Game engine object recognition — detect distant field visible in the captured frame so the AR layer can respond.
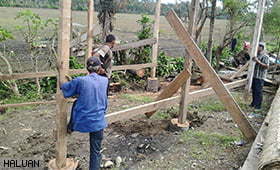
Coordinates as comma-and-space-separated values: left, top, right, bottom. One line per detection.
0, 7, 228, 42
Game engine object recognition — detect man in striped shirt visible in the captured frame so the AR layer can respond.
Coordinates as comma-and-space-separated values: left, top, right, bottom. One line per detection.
250, 42, 269, 110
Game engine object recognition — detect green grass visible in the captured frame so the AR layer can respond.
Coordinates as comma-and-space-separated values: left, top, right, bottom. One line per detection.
181, 130, 240, 147
0, 7, 228, 42
119, 93, 153, 103
0, 113, 10, 121
189, 98, 225, 112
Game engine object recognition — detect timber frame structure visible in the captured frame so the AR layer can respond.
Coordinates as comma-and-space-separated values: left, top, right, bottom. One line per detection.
0, 0, 264, 169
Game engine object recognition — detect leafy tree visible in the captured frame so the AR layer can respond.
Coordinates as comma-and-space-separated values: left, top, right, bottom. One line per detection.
264, 1, 280, 57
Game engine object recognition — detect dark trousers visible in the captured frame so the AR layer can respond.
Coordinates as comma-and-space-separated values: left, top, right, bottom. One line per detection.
251, 78, 264, 109
89, 130, 103, 170
100, 73, 110, 96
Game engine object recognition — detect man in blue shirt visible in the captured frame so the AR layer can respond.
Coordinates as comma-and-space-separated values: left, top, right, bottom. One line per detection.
61, 57, 108, 170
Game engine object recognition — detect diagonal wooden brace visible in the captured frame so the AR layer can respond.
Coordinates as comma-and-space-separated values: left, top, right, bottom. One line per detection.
145, 68, 191, 117
166, 10, 256, 141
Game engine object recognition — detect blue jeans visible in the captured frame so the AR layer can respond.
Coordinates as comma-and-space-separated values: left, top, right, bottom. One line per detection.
89, 130, 103, 170
251, 78, 264, 109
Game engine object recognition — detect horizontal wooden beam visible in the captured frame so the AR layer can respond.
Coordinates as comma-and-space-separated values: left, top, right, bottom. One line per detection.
106, 79, 247, 123
0, 63, 156, 81
112, 38, 156, 52
0, 79, 246, 110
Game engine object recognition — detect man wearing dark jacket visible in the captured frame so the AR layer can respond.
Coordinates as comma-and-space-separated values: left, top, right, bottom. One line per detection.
61, 57, 108, 170
250, 42, 269, 110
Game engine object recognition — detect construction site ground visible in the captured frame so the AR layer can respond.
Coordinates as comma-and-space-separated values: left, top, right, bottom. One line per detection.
0, 87, 275, 169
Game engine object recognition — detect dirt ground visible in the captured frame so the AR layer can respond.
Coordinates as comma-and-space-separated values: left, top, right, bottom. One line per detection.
0, 88, 275, 170
0, 7, 277, 170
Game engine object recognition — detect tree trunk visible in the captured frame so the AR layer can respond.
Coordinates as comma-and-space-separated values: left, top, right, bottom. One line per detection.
0, 55, 20, 96
206, 0, 216, 64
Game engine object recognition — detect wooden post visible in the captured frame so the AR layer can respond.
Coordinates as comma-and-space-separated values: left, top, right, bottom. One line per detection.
166, 10, 256, 141
245, 0, 266, 96
178, 0, 199, 124
86, 0, 94, 63
151, 0, 161, 78
55, 0, 71, 168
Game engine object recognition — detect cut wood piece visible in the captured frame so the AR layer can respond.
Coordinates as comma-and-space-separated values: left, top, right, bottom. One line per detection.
166, 10, 256, 141
145, 69, 191, 117
147, 78, 159, 92
109, 79, 246, 124
230, 62, 249, 80
258, 87, 280, 170
263, 78, 278, 86
112, 38, 156, 52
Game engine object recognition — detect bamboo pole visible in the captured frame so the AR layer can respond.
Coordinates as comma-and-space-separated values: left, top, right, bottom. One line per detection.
151, 0, 161, 78
178, 0, 199, 124
245, 0, 266, 96
86, 0, 94, 64
166, 10, 256, 141
55, 0, 71, 168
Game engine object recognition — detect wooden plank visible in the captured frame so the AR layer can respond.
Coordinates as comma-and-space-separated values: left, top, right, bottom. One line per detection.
56, 0, 71, 168
246, 0, 266, 95
230, 62, 249, 80
145, 69, 191, 117
0, 71, 57, 81
86, 0, 94, 63
241, 87, 280, 170
0, 79, 245, 111
112, 38, 156, 52
0, 63, 156, 81
166, 10, 256, 141
110, 79, 246, 124
151, 0, 161, 78
178, 0, 199, 124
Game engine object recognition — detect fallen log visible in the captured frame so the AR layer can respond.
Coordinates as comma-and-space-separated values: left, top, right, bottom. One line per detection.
258, 87, 280, 170
241, 87, 280, 170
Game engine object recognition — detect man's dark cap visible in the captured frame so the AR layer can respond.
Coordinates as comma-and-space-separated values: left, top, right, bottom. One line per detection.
87, 57, 102, 67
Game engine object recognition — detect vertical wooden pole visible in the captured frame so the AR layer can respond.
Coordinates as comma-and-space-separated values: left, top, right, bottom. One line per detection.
86, 0, 94, 64
56, 0, 71, 168
245, 0, 266, 95
178, 0, 199, 124
151, 0, 161, 78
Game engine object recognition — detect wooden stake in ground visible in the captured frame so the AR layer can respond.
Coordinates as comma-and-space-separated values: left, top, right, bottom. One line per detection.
151, 0, 161, 78
166, 10, 256, 141
86, 0, 94, 63
245, 0, 266, 96
178, 0, 199, 124
55, 0, 72, 168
